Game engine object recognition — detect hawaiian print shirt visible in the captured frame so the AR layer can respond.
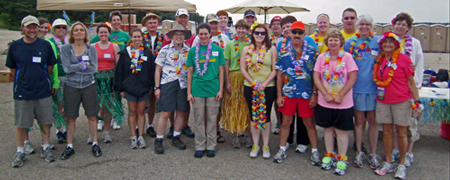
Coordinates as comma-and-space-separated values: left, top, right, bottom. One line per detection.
155, 42, 190, 89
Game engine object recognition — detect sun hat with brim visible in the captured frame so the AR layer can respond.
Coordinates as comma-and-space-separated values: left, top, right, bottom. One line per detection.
51, 18, 69, 34
21, 15, 39, 26
378, 31, 401, 47
166, 24, 192, 39
141, 13, 161, 26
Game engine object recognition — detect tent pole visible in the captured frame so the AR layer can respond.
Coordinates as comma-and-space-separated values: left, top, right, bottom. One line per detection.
128, 9, 131, 33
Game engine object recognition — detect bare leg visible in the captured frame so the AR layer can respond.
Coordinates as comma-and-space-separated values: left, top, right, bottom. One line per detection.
279, 114, 294, 146
88, 116, 98, 142
40, 124, 51, 145
396, 125, 408, 165
302, 117, 318, 149
250, 122, 261, 146
382, 124, 394, 163
15, 127, 27, 147
147, 90, 156, 126
66, 118, 77, 144
174, 110, 186, 133
335, 128, 349, 156
137, 101, 147, 137
324, 127, 335, 153
366, 111, 378, 154
261, 123, 271, 146
128, 101, 138, 137
407, 141, 415, 154
156, 111, 172, 136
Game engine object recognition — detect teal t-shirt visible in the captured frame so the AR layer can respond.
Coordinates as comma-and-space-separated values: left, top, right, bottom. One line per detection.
90, 30, 130, 50
224, 40, 249, 71
186, 43, 226, 97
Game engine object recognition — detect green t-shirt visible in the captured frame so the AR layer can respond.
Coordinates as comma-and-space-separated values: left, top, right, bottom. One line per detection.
47, 37, 66, 77
90, 30, 130, 50
224, 40, 248, 71
186, 43, 226, 97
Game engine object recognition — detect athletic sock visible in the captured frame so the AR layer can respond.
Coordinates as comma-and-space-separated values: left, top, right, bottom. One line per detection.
156, 135, 164, 139
174, 131, 181, 137
67, 144, 73, 148
312, 148, 318, 153
17, 147, 24, 153
280, 146, 287, 151
42, 144, 49, 150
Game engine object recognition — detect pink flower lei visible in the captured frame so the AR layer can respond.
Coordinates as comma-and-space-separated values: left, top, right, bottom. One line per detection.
195, 40, 213, 76
51, 34, 69, 52
403, 34, 413, 56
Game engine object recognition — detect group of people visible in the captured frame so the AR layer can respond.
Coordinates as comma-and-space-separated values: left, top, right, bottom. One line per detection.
7, 7, 424, 180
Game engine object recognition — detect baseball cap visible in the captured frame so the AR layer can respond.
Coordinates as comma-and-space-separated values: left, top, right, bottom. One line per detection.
176, 8, 190, 17
21, 15, 39, 26
270, 16, 282, 25
206, 14, 219, 23
291, 21, 305, 30
244, 9, 256, 17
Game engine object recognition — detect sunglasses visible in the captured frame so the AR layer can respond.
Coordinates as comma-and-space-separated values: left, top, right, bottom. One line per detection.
55, 26, 67, 29
254, 31, 266, 36
344, 17, 356, 20
291, 30, 305, 35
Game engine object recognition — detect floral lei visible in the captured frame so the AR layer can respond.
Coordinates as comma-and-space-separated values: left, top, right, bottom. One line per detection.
313, 29, 320, 43
251, 80, 267, 130
143, 30, 163, 56
51, 34, 69, 52
220, 26, 234, 39
172, 44, 189, 75
195, 40, 213, 76
403, 34, 413, 56
234, 35, 251, 63
290, 40, 308, 72
245, 44, 266, 72
372, 49, 400, 87
280, 37, 288, 55
349, 31, 374, 58
324, 50, 345, 97
271, 34, 276, 47
217, 29, 225, 48
130, 43, 144, 74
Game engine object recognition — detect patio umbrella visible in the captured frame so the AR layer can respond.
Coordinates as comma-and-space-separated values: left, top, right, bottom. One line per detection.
224, 0, 309, 24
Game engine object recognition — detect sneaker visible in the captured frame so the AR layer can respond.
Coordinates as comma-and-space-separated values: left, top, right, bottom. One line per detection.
103, 131, 112, 143
182, 125, 195, 138
352, 152, 365, 168
262, 146, 271, 159
273, 122, 280, 135
353, 142, 367, 155
11, 152, 25, 168
375, 162, 395, 176
242, 136, 253, 148
41, 143, 55, 150
391, 149, 400, 162
250, 145, 260, 158
311, 151, 321, 166
206, 150, 216, 157
194, 150, 205, 158
56, 131, 65, 144
171, 136, 187, 150
405, 153, 414, 167
60, 147, 75, 160
92, 144, 102, 157
333, 160, 348, 176
87, 134, 93, 144
154, 138, 164, 154
321, 156, 336, 170
130, 137, 138, 149
97, 120, 104, 131
231, 136, 241, 148
24, 141, 35, 155
167, 126, 174, 139
40, 147, 56, 162
112, 119, 121, 130
273, 149, 287, 163
286, 142, 291, 150
394, 165, 407, 179
368, 154, 382, 170
146, 126, 156, 137
295, 144, 308, 153
137, 136, 147, 149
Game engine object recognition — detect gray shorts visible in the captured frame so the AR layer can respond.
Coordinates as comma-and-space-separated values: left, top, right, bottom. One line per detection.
64, 83, 98, 118
157, 80, 189, 113
58, 76, 66, 91
125, 91, 150, 102
15, 96, 53, 128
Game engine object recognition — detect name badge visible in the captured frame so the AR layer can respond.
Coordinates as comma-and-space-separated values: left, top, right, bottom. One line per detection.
377, 87, 385, 100
304, 55, 309, 60
318, 42, 323, 46
32, 56, 41, 63
142, 56, 148, 61
212, 51, 219, 56
371, 50, 378, 56
104, 53, 111, 59
82, 55, 89, 62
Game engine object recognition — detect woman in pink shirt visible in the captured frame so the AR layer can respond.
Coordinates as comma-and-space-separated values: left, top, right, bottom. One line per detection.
374, 32, 421, 179
91, 23, 121, 143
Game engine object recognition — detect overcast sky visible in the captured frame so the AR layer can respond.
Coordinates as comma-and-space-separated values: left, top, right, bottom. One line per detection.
185, 0, 450, 24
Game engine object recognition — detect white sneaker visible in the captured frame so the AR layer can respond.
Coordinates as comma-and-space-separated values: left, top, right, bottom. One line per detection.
250, 145, 260, 158
112, 119, 121, 130
24, 141, 35, 154
262, 146, 271, 159
286, 143, 290, 150
97, 121, 104, 131
295, 144, 308, 153
103, 131, 112, 143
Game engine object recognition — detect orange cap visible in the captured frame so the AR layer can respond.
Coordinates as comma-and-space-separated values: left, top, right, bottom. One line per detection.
291, 21, 305, 30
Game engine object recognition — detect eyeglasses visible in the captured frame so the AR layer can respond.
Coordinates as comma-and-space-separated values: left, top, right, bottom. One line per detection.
272, 23, 281, 26
291, 30, 305, 35
343, 17, 356, 20
55, 26, 67, 29
254, 31, 266, 36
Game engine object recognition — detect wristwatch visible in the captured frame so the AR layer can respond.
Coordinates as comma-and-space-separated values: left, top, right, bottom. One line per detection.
154, 86, 160, 90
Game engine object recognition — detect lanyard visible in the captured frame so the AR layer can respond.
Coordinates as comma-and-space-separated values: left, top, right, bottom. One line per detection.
379, 57, 391, 79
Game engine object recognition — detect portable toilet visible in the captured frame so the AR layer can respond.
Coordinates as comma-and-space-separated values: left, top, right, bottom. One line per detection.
413, 24, 431, 52
329, 24, 339, 30
161, 20, 173, 34
372, 24, 383, 35
304, 23, 311, 36
382, 24, 394, 33
447, 25, 450, 53
337, 24, 344, 30
430, 24, 447, 52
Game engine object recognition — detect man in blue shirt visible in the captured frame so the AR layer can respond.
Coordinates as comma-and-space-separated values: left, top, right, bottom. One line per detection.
6, 15, 58, 167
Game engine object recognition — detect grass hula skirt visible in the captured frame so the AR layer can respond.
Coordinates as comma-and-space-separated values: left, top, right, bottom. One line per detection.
220, 71, 250, 133
95, 70, 124, 125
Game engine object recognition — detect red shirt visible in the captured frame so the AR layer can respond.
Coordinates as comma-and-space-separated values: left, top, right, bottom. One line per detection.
95, 43, 116, 71
375, 53, 414, 103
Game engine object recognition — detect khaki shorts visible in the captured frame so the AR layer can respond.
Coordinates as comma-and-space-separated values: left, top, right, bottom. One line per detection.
393, 116, 420, 142
376, 99, 413, 126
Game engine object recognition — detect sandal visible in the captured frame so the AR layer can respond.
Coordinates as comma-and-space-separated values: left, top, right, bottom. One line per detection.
217, 131, 225, 143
